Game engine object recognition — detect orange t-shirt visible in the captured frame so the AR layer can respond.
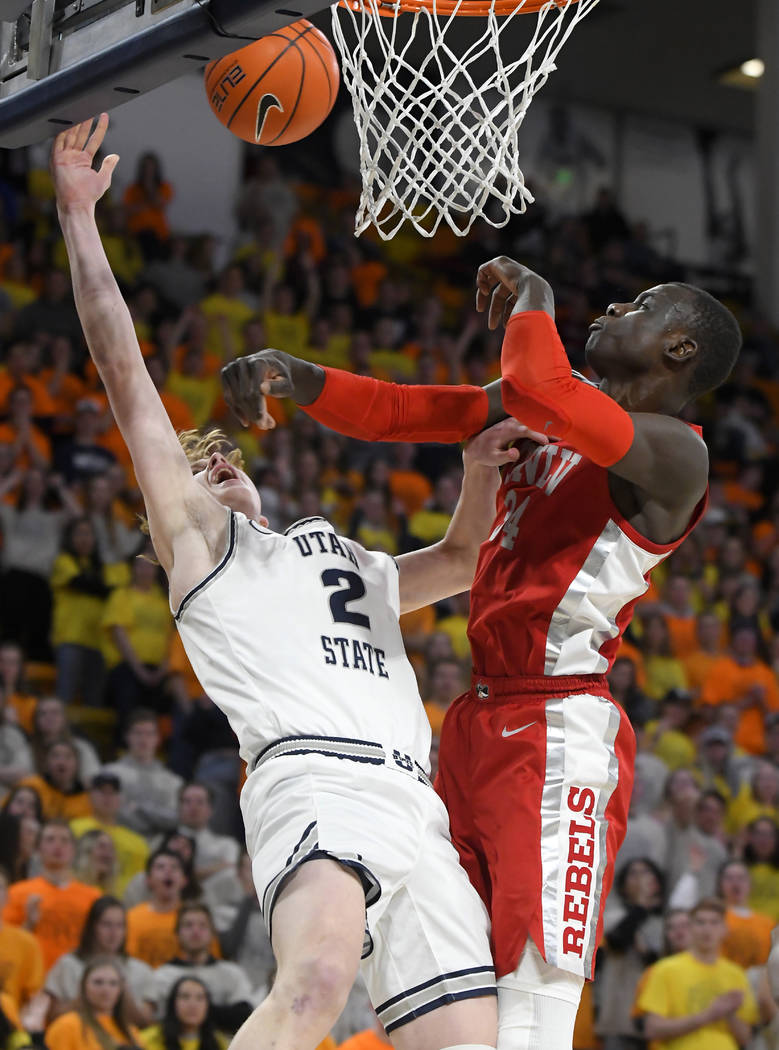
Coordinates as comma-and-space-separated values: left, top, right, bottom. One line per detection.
338, 1034, 389, 1050
125, 902, 179, 968
17, 775, 92, 821
2, 876, 101, 971
123, 181, 173, 240
38, 368, 88, 417
0, 372, 56, 416
684, 649, 721, 696
46, 1010, 141, 1050
7, 691, 37, 733
0, 422, 51, 468
665, 615, 699, 660
389, 469, 432, 516
0, 921, 45, 1007
700, 656, 779, 754
722, 909, 775, 969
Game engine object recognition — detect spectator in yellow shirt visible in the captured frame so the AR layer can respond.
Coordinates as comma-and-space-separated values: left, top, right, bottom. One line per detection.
727, 761, 779, 834
51, 516, 128, 706
636, 897, 758, 1050
70, 772, 149, 895
103, 549, 174, 731
743, 817, 779, 922
73, 829, 120, 895
141, 976, 230, 1050
640, 614, 689, 702
199, 266, 255, 360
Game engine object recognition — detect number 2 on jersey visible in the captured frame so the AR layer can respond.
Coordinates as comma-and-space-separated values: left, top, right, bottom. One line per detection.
488, 491, 530, 551
321, 569, 371, 629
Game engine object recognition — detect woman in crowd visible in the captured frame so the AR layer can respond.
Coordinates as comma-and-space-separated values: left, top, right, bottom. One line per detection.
140, 977, 229, 1050
728, 760, 779, 833
0, 697, 33, 790
743, 816, 779, 921
0, 785, 43, 880
18, 738, 91, 820
30, 695, 100, 784
0, 466, 79, 660
44, 956, 144, 1050
50, 516, 127, 707
638, 612, 689, 701
74, 830, 120, 896
596, 858, 666, 1050
123, 152, 173, 261
44, 896, 154, 1027
0, 641, 37, 732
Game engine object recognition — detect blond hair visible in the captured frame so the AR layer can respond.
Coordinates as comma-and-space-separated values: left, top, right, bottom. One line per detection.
139, 428, 246, 536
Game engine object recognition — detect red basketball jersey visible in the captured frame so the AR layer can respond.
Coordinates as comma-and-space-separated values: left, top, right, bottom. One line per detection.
468, 435, 706, 678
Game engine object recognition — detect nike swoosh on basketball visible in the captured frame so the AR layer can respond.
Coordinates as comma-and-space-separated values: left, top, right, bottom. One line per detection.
255, 92, 284, 142
502, 722, 535, 737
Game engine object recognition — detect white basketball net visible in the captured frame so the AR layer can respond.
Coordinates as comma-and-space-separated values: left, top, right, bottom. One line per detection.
331, 0, 599, 239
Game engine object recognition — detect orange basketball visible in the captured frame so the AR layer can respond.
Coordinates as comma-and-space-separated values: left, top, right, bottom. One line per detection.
204, 20, 340, 147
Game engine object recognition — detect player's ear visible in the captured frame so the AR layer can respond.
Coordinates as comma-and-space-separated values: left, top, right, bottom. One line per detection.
664, 337, 698, 365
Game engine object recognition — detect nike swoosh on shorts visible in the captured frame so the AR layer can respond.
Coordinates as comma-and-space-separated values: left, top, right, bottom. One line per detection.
502, 722, 535, 737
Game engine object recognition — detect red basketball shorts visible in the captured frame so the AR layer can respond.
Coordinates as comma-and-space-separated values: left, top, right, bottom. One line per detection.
436, 672, 635, 981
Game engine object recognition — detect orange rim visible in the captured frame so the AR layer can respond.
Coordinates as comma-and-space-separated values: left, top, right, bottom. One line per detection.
339, 0, 577, 15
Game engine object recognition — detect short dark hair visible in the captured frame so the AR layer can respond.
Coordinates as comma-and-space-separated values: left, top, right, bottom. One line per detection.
179, 781, 215, 805
175, 901, 214, 934
670, 284, 742, 399
690, 896, 726, 919
125, 708, 159, 731
146, 848, 186, 875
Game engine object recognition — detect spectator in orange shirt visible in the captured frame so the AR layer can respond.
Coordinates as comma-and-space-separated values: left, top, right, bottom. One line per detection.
125, 850, 188, 968
0, 342, 56, 418
700, 626, 779, 755
662, 575, 699, 659
145, 356, 195, 434
2, 820, 101, 970
39, 334, 88, 427
423, 658, 466, 736
717, 859, 775, 970
44, 956, 143, 1050
0, 385, 51, 470
388, 443, 432, 517
338, 1013, 392, 1050
684, 611, 725, 697
123, 152, 173, 260
0, 866, 45, 1011
19, 739, 92, 821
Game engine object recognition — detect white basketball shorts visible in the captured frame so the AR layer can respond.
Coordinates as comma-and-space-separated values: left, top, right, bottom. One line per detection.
240, 739, 496, 1034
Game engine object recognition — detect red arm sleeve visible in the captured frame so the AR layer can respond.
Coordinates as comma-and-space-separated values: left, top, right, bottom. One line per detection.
301, 367, 489, 443
500, 311, 634, 467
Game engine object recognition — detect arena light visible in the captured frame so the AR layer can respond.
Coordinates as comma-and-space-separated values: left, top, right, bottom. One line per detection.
718, 57, 766, 90
740, 58, 765, 78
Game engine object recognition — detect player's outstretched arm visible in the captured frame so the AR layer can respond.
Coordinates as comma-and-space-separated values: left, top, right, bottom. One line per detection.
395, 420, 546, 613
52, 117, 212, 570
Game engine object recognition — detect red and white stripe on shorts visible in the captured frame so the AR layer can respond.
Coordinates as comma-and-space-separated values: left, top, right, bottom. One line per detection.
437, 674, 636, 981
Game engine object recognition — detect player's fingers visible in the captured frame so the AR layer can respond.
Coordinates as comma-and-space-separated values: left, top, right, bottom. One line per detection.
99, 154, 120, 183
489, 286, 508, 330
73, 118, 93, 152
85, 113, 109, 159
516, 425, 549, 445
221, 365, 249, 427
502, 293, 517, 327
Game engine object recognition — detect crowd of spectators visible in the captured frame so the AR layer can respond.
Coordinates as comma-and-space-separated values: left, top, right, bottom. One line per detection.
0, 122, 777, 1050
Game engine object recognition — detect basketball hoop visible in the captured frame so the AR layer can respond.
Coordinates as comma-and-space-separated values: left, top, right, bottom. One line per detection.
331, 0, 599, 239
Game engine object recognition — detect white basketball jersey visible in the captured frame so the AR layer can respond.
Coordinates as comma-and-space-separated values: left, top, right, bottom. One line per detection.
174, 512, 432, 770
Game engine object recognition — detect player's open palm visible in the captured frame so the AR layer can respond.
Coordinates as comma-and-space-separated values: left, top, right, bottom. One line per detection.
51, 113, 119, 210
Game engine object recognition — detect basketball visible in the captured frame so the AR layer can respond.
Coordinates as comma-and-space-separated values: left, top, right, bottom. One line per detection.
204, 20, 340, 147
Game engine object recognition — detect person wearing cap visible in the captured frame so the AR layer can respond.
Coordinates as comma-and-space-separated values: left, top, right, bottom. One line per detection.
53, 396, 117, 485
70, 772, 149, 895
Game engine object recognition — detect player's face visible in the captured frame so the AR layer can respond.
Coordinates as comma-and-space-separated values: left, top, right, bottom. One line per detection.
194, 451, 268, 526
584, 285, 693, 380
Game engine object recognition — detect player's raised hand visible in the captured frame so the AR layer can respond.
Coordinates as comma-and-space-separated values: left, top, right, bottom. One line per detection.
50, 114, 119, 211
463, 417, 548, 468
221, 349, 324, 428
476, 255, 554, 329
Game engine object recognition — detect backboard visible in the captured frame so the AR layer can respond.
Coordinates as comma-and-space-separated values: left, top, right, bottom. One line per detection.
0, 0, 327, 147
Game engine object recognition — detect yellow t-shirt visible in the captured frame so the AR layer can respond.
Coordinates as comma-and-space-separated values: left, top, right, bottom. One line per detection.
50, 554, 129, 649
101, 583, 173, 669
0, 923, 44, 1007
408, 508, 451, 544
264, 310, 309, 357
45, 1010, 140, 1050
635, 950, 758, 1050
140, 1024, 230, 1050
199, 293, 254, 358
748, 863, 779, 922
436, 613, 471, 660
643, 655, 688, 701
644, 724, 697, 771
70, 817, 150, 895
166, 371, 221, 428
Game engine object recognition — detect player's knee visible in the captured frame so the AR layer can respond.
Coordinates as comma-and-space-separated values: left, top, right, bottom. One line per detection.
276, 953, 354, 1019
